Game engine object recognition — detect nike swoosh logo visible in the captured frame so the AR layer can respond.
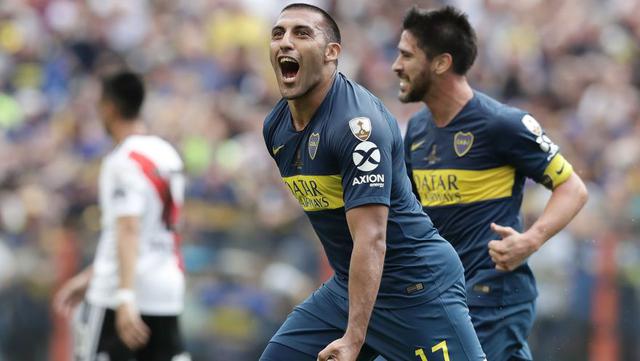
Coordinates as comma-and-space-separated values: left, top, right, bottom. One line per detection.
556, 162, 565, 175
410, 139, 426, 152
272, 144, 285, 155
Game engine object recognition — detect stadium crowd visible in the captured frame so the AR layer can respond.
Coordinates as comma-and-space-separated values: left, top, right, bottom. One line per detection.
0, 0, 638, 360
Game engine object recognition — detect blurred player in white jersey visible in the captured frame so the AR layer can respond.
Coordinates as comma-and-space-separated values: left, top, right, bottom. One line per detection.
54, 71, 190, 361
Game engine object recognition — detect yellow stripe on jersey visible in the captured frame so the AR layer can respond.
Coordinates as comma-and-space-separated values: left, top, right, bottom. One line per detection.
413, 166, 515, 207
283, 175, 344, 211
543, 154, 573, 189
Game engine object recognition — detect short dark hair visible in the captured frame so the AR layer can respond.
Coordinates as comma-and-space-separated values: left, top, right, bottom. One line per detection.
101, 71, 145, 120
402, 6, 477, 75
282, 3, 341, 44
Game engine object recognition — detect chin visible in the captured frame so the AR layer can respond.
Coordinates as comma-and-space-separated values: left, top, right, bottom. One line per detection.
279, 84, 306, 100
280, 90, 301, 100
397, 92, 411, 103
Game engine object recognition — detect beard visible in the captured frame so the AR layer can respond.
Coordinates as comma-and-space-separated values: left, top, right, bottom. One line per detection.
398, 69, 431, 103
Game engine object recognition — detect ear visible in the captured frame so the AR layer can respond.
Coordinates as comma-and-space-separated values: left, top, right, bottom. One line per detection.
324, 42, 341, 63
431, 53, 453, 75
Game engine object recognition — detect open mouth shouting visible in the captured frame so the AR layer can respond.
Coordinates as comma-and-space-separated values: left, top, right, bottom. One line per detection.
279, 56, 300, 84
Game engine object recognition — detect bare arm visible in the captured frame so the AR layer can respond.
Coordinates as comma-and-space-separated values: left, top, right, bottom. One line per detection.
344, 204, 387, 344
115, 215, 150, 349
116, 216, 140, 291
524, 172, 588, 246
317, 204, 387, 361
489, 172, 588, 271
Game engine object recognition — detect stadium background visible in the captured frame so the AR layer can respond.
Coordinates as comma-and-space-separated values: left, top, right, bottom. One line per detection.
0, 0, 638, 360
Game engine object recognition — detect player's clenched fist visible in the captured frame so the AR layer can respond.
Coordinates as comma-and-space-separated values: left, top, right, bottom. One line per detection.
317, 337, 362, 361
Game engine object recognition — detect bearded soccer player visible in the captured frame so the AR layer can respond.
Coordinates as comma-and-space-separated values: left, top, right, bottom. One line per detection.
393, 6, 588, 361
53, 71, 190, 361
260, 4, 486, 361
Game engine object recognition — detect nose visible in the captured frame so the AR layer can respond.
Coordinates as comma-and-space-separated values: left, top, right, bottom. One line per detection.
278, 31, 294, 52
391, 55, 402, 75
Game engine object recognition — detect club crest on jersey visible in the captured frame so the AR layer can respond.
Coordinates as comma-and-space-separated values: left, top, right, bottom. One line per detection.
308, 133, 320, 160
454, 131, 474, 157
349, 117, 372, 141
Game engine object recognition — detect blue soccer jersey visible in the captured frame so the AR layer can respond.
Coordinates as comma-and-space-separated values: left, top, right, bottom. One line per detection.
404, 91, 574, 306
263, 73, 462, 308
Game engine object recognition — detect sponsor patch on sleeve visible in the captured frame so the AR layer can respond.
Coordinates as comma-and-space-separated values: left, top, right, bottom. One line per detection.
348, 117, 372, 141
522, 114, 543, 136
352, 141, 380, 172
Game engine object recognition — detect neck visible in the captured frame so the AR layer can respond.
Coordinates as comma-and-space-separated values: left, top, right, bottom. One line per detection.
423, 75, 473, 128
288, 69, 336, 132
112, 119, 146, 144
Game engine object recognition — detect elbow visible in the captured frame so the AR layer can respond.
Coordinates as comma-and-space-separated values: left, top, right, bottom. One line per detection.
577, 180, 588, 209
371, 229, 387, 256
562, 173, 588, 211
571, 173, 589, 209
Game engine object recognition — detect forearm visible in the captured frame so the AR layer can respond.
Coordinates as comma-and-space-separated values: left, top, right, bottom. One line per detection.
345, 236, 386, 344
528, 173, 588, 247
116, 217, 140, 291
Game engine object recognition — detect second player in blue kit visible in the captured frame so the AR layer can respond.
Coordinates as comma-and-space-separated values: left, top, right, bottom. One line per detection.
393, 6, 588, 361
260, 3, 486, 361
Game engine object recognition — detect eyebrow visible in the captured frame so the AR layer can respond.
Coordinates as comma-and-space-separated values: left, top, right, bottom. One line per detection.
293, 25, 315, 33
271, 24, 317, 35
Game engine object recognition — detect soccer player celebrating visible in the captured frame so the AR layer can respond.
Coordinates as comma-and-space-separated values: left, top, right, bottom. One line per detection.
393, 6, 588, 361
53, 71, 190, 361
260, 4, 486, 361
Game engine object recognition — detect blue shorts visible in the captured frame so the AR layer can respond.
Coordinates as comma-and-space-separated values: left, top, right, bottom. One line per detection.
470, 301, 535, 361
260, 277, 485, 361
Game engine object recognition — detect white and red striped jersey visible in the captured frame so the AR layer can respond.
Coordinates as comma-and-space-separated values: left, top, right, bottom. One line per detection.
86, 135, 185, 315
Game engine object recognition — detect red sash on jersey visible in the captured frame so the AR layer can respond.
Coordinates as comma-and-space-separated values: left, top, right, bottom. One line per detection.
128, 151, 184, 272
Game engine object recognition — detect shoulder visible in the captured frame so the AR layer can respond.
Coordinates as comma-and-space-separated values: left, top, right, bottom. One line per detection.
264, 99, 288, 132
474, 92, 528, 135
116, 135, 182, 170
330, 74, 396, 137
406, 107, 431, 132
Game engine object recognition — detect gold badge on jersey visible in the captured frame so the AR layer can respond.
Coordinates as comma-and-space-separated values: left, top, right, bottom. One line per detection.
348, 117, 371, 141
308, 133, 320, 160
454, 131, 474, 157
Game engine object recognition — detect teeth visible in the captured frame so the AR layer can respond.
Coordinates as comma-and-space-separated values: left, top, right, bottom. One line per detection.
279, 57, 297, 64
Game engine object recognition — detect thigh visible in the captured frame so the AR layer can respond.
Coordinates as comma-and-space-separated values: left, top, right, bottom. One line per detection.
262, 287, 347, 360
261, 286, 380, 361
136, 315, 190, 361
470, 302, 535, 361
261, 342, 316, 361
367, 279, 486, 361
